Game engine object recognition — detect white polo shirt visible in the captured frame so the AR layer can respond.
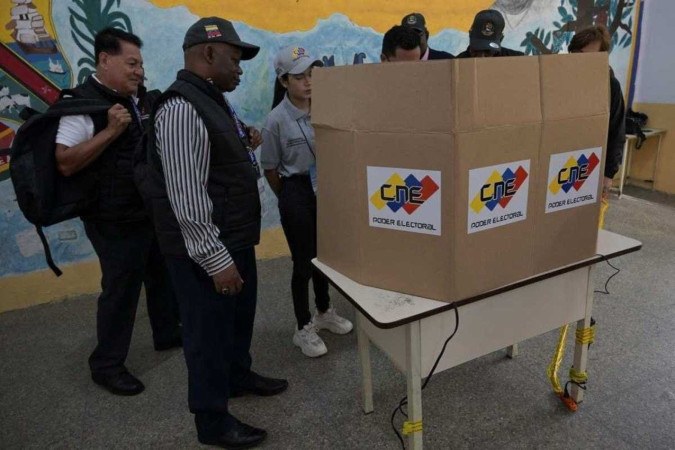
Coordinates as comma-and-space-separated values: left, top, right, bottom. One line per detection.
260, 94, 316, 178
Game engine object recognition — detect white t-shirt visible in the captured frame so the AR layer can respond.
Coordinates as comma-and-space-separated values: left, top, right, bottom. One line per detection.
55, 75, 138, 148
55, 114, 95, 147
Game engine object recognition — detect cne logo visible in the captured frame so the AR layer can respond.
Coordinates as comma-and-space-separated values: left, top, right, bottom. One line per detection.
548, 153, 600, 195
370, 172, 439, 215
291, 47, 307, 61
470, 165, 528, 214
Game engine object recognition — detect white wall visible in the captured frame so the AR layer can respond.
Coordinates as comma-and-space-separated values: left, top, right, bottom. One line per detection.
633, 0, 675, 104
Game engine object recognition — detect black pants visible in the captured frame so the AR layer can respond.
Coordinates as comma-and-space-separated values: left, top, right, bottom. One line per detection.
278, 175, 330, 329
84, 219, 180, 376
165, 247, 257, 418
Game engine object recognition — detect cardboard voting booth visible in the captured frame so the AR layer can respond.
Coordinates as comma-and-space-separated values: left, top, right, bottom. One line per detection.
312, 53, 609, 303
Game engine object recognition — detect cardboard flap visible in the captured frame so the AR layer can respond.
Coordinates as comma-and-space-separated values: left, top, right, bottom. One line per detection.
455, 56, 542, 132
316, 129, 363, 280
312, 61, 454, 133
539, 53, 609, 121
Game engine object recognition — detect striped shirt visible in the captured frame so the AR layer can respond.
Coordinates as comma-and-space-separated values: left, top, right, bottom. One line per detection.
154, 96, 232, 275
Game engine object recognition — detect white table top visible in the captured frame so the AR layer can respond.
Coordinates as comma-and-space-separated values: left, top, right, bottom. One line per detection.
313, 230, 641, 329
626, 128, 666, 139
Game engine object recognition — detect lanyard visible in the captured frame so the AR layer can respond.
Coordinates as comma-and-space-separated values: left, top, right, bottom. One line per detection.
296, 118, 316, 159
130, 98, 143, 128
224, 99, 261, 178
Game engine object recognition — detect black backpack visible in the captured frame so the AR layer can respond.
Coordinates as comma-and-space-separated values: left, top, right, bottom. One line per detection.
9, 97, 110, 276
625, 108, 649, 149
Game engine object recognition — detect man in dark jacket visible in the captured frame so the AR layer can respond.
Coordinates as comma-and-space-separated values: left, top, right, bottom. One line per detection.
457, 9, 525, 58
54, 28, 180, 396
144, 17, 288, 448
401, 12, 455, 60
568, 25, 626, 201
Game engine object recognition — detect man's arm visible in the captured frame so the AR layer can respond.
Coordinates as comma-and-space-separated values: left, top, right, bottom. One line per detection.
55, 104, 131, 177
605, 74, 626, 180
155, 98, 243, 295
260, 119, 283, 197
264, 169, 282, 197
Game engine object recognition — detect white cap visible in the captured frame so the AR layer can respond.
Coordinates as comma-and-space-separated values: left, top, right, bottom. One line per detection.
273, 45, 323, 78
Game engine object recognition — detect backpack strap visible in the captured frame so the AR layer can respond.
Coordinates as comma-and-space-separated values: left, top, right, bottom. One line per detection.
35, 225, 63, 277
43, 97, 111, 118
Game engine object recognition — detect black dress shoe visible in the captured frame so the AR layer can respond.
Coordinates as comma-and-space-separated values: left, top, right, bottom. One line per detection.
198, 419, 267, 449
92, 371, 145, 396
153, 335, 183, 351
230, 371, 288, 398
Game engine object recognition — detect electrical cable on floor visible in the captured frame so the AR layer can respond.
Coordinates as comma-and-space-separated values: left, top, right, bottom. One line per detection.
391, 302, 459, 449
593, 254, 621, 295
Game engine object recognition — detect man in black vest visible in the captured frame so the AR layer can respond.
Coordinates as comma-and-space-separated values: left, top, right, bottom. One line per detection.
54, 28, 181, 396
145, 17, 287, 448
400, 12, 455, 60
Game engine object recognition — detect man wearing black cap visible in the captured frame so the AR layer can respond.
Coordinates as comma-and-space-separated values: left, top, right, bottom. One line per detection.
401, 12, 454, 60
142, 17, 287, 448
457, 9, 525, 58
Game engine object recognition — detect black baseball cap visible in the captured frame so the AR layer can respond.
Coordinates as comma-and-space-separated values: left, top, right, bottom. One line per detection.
182, 17, 260, 60
401, 13, 426, 32
469, 10, 505, 53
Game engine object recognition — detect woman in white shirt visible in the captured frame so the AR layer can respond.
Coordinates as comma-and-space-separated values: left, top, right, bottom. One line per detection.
260, 46, 353, 358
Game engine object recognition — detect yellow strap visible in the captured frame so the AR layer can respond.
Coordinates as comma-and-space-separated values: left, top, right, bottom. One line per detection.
569, 366, 588, 384
402, 421, 423, 436
575, 326, 595, 345
546, 324, 569, 395
598, 198, 609, 229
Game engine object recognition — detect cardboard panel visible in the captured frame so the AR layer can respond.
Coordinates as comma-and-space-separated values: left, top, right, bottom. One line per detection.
540, 53, 609, 122
316, 129, 363, 281
453, 124, 540, 299
356, 131, 454, 300
534, 115, 607, 272
455, 57, 541, 131
312, 62, 454, 133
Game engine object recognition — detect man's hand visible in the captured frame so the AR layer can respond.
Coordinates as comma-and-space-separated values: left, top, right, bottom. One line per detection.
212, 263, 244, 297
602, 176, 613, 201
247, 126, 263, 150
105, 104, 131, 139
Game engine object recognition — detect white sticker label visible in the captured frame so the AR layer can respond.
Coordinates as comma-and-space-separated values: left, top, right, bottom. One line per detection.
367, 166, 441, 236
467, 160, 530, 234
545, 148, 601, 213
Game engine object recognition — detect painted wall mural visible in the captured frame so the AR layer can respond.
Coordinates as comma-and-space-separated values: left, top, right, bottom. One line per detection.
0, 0, 638, 277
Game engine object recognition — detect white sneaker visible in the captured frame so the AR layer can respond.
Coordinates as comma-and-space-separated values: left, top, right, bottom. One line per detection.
293, 323, 328, 358
313, 307, 353, 335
